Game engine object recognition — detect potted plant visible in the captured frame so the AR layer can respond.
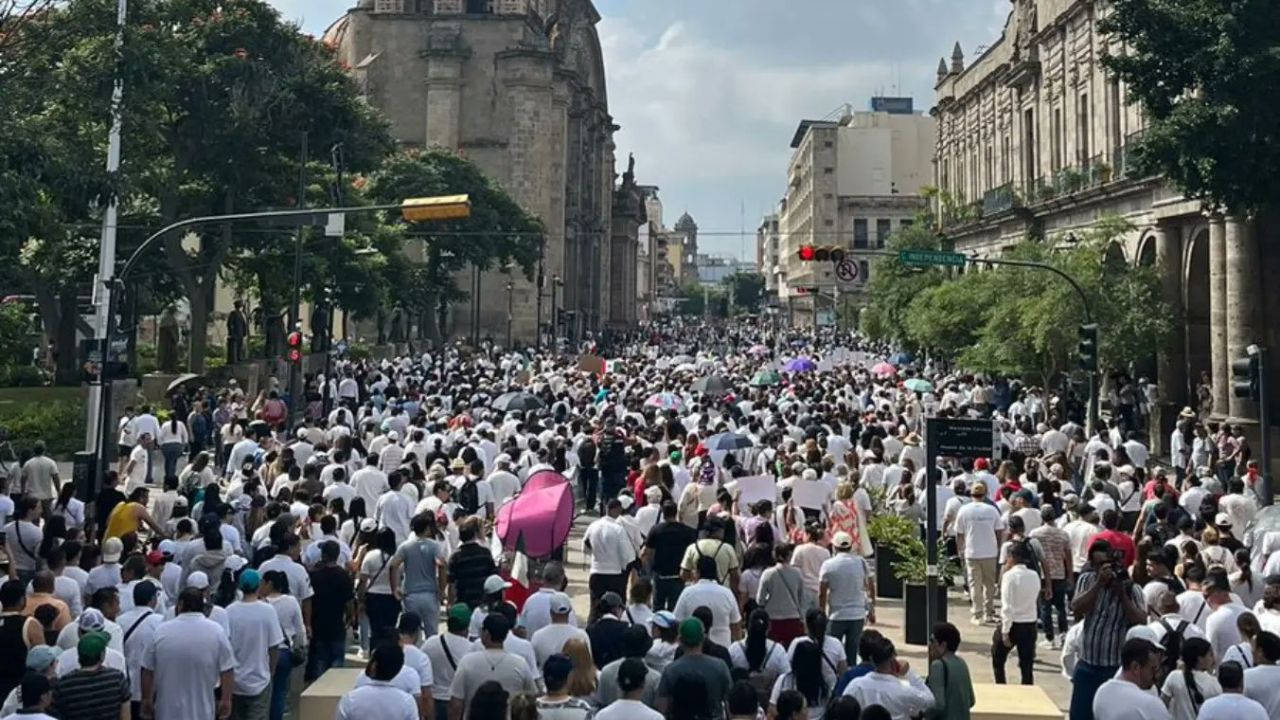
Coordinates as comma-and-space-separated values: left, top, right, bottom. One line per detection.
867, 514, 915, 600
892, 534, 959, 646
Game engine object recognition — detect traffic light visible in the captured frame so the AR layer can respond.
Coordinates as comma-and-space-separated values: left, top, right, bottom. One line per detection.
1078, 323, 1098, 372
797, 245, 848, 263
1232, 354, 1260, 401
287, 330, 303, 364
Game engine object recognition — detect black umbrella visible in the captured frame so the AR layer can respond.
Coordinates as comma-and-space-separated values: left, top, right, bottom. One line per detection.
704, 432, 753, 451
490, 391, 545, 413
691, 375, 730, 395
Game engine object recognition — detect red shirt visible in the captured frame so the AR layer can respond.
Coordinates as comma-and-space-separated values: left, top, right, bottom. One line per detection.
1093, 529, 1137, 568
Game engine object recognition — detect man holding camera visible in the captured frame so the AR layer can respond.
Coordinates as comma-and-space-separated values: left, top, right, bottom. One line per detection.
1067, 538, 1147, 720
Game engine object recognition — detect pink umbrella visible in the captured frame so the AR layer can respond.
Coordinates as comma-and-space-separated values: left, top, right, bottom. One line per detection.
871, 361, 898, 377
496, 469, 575, 559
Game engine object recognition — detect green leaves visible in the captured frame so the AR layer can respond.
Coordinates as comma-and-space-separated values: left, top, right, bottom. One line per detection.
1100, 0, 1280, 214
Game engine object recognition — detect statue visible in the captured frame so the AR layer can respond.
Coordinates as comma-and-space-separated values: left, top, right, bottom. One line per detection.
310, 303, 331, 353
626, 153, 635, 180
226, 300, 248, 364
157, 305, 180, 373
389, 308, 407, 343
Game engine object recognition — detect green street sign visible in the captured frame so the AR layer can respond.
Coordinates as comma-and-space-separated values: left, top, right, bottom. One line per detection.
899, 249, 968, 267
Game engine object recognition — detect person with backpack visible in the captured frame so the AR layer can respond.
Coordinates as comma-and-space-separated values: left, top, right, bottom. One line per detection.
578, 434, 600, 513
728, 610, 788, 705
1159, 636, 1218, 720
454, 460, 494, 521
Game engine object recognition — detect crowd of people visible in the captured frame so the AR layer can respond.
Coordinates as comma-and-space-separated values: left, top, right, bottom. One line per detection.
0, 323, 1275, 720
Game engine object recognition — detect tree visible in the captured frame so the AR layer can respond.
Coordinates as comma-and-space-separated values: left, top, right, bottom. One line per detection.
365, 150, 544, 346
6, 0, 393, 373
1100, 0, 1280, 214
721, 272, 765, 314
859, 219, 948, 348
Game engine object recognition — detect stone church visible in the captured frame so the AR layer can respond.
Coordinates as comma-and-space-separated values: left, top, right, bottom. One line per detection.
324, 0, 640, 344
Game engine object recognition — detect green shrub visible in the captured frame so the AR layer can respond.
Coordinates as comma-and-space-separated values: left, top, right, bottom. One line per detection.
0, 400, 85, 457
0, 365, 49, 388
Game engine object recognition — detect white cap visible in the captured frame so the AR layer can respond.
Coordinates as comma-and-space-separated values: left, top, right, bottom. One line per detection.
483, 575, 512, 595
550, 592, 573, 615
225, 556, 247, 573
1125, 625, 1165, 651
102, 537, 123, 564
186, 571, 210, 590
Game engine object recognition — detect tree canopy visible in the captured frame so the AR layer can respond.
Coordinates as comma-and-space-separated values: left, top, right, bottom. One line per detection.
1100, 0, 1280, 214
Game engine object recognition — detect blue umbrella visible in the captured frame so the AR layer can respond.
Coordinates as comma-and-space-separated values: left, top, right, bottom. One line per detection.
889, 352, 915, 366
785, 357, 818, 373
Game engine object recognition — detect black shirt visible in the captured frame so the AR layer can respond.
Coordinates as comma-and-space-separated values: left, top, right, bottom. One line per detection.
587, 616, 629, 669
448, 542, 496, 608
309, 564, 355, 642
95, 489, 126, 538
646, 521, 698, 577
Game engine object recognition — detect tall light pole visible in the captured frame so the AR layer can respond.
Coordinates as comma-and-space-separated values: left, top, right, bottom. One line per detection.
550, 274, 563, 352
505, 279, 514, 349
85, 0, 130, 455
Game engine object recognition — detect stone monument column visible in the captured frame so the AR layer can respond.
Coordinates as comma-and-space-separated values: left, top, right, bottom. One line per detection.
1226, 216, 1262, 420
1153, 221, 1185, 454
1209, 214, 1229, 417
423, 40, 468, 150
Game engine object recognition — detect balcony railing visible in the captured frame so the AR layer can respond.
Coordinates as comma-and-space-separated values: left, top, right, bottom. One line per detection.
982, 182, 1021, 215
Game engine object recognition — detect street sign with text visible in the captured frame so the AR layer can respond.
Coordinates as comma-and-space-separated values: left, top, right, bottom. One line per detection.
900, 249, 967, 268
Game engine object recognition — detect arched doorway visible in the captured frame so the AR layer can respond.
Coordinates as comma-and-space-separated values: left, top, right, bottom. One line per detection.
1136, 235, 1156, 267
1184, 229, 1211, 398
1104, 241, 1128, 270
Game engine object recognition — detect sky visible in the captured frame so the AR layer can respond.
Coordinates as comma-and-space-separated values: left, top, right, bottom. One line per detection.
269, 0, 1010, 261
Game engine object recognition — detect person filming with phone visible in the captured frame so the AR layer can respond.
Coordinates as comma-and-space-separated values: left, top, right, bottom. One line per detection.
1067, 538, 1148, 720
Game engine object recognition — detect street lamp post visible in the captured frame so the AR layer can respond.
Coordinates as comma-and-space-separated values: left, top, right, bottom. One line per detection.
87, 196, 470, 489
550, 274, 563, 353
506, 280, 514, 349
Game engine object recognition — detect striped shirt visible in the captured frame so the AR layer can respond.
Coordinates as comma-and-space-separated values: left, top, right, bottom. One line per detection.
1075, 570, 1145, 667
1029, 525, 1072, 580
53, 667, 130, 720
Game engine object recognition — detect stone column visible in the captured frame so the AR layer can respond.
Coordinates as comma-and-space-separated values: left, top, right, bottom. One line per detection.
423, 49, 468, 150
1226, 216, 1262, 420
1209, 214, 1229, 417
1153, 222, 1185, 454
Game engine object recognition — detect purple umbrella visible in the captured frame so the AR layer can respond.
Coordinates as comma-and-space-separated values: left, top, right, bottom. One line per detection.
785, 357, 818, 373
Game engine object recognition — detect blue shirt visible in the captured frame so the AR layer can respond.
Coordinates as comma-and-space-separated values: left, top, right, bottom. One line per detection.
834, 662, 874, 696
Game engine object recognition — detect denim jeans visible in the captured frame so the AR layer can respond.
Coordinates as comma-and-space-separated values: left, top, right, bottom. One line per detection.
1070, 660, 1120, 720
403, 591, 439, 637
1038, 579, 1069, 640
306, 640, 347, 682
829, 618, 866, 666
270, 648, 291, 720
160, 443, 185, 482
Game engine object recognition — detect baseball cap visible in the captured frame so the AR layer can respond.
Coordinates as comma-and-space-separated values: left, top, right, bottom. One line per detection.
550, 593, 573, 615
77, 632, 110, 660
447, 604, 473, 625
679, 617, 705, 645
618, 494, 634, 510
158, 540, 177, 558
652, 611, 678, 629
1125, 625, 1165, 651
186, 571, 210, 590
25, 645, 61, 672
832, 532, 854, 550
645, 486, 664, 502
173, 496, 189, 508
1215, 513, 1231, 527
77, 609, 106, 633
359, 518, 378, 533
226, 555, 248, 573
102, 537, 123, 564
239, 569, 262, 592
483, 575, 512, 595
145, 550, 165, 566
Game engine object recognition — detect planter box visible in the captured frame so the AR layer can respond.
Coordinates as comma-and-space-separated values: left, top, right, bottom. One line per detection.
903, 582, 948, 646
874, 542, 903, 599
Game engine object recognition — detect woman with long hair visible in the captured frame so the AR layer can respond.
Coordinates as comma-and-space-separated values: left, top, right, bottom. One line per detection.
740, 542, 776, 612
358, 527, 401, 650
158, 413, 190, 480
770, 640, 830, 719
1199, 527, 1238, 573
340, 497, 368, 548
1159, 637, 1220, 720
794, 608, 845, 690
1231, 547, 1263, 608
730, 609, 789, 704
1222, 611, 1262, 669
562, 637, 598, 700
262, 570, 305, 719
178, 451, 215, 500
50, 482, 85, 530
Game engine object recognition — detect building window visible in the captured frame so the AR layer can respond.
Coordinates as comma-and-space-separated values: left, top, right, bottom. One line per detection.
1024, 108, 1036, 188
824, 218, 834, 227
824, 141, 834, 148
1001, 133, 1011, 184
1108, 77, 1122, 157
853, 219, 869, 249
876, 219, 892, 248
1078, 92, 1090, 164
1052, 107, 1064, 171
823, 167, 834, 174
900, 218, 914, 230
859, 260, 870, 283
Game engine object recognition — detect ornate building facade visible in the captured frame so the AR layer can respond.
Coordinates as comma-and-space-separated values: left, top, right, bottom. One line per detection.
934, 0, 1278, 452
325, 0, 632, 343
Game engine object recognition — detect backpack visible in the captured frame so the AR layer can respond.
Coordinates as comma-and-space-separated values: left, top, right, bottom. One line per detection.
458, 478, 481, 515
1158, 618, 1188, 675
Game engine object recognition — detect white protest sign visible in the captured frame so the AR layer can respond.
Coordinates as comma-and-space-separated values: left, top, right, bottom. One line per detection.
736, 475, 777, 506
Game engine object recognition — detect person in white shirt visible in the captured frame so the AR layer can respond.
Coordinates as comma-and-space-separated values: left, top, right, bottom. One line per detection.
1242, 630, 1280, 718
351, 456, 390, 511
257, 534, 314, 628
583, 499, 638, 604
993, 541, 1041, 685
818, 532, 873, 665
394, 611, 435, 720
1063, 505, 1102, 573
530, 593, 591, 669
1202, 569, 1252, 663
841, 637, 934, 720
517, 564, 577, 636
594, 657, 665, 720
375, 471, 416, 545
336, 644, 419, 720
424, 604, 479, 720
225, 569, 285, 716
141, 587, 237, 720
115, 582, 164, 706
484, 456, 521, 507
1091, 636, 1171, 720
953, 482, 1006, 624
672, 556, 742, 648
1159, 636, 1220, 720
448, 613, 537, 720
1198, 660, 1268, 720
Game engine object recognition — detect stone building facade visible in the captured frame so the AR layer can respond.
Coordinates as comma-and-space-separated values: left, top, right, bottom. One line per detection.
324, 0, 629, 344
934, 0, 1279, 452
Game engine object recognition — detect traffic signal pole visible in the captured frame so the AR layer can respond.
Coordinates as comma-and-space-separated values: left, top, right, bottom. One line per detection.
1260, 348, 1273, 506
